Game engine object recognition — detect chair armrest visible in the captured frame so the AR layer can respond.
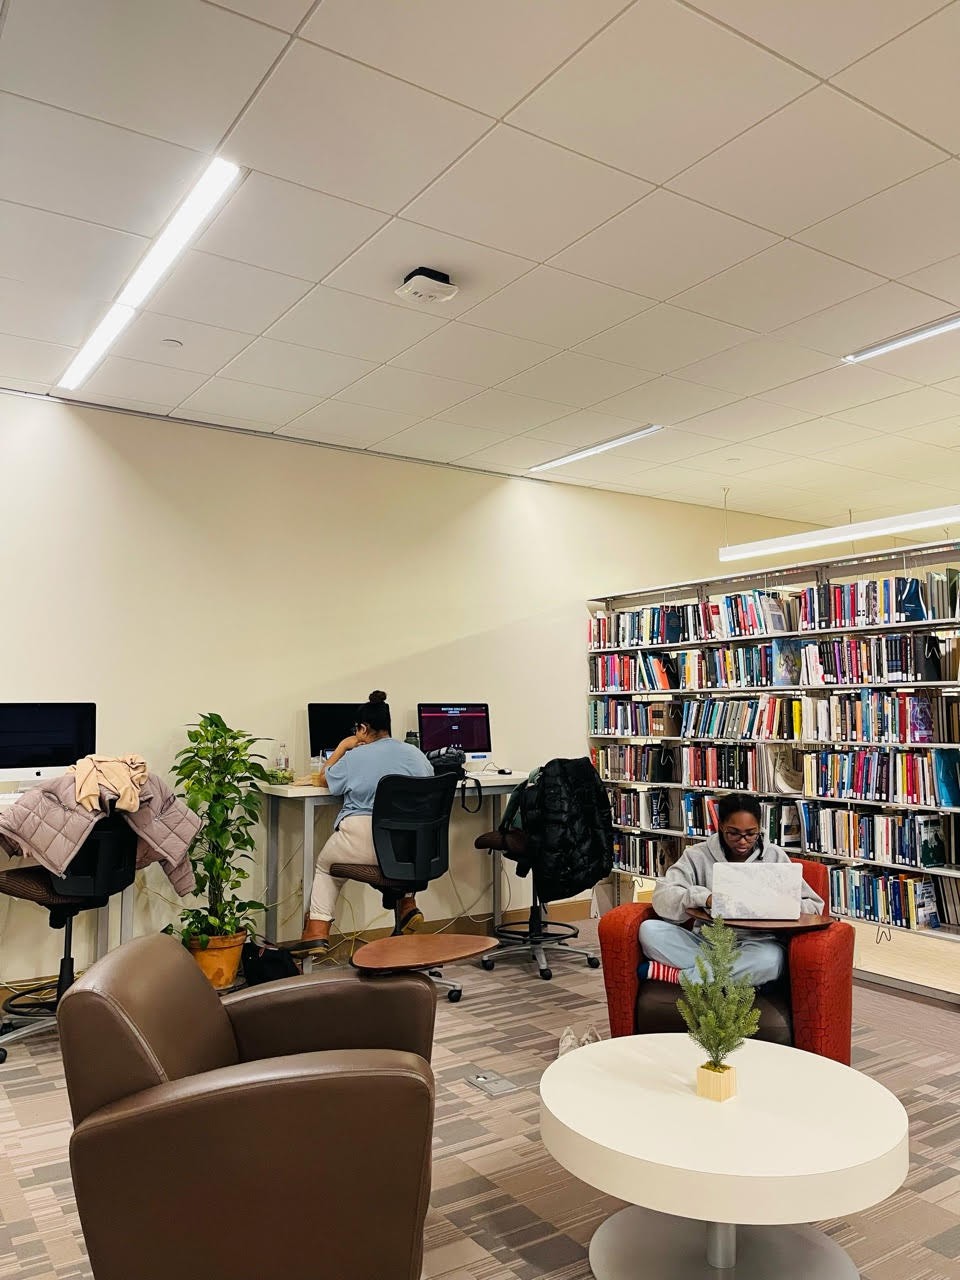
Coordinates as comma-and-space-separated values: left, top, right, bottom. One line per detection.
598, 903, 656, 1038
788, 920, 855, 1065
221, 967, 436, 1063
70, 1050, 433, 1280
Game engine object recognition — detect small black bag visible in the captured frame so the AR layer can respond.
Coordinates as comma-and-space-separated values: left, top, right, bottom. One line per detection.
426, 746, 466, 778
241, 940, 300, 986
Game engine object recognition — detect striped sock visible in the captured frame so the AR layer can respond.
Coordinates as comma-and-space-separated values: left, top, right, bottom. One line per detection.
639, 959, 682, 984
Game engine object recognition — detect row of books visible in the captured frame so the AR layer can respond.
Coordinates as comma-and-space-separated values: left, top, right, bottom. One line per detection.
801, 748, 960, 807
591, 744, 675, 784
828, 866, 941, 930
587, 592, 794, 649
607, 785, 673, 831
587, 698, 678, 738
797, 570, 960, 630
792, 634, 952, 686
795, 801, 956, 868
680, 744, 758, 791
675, 690, 945, 744
612, 834, 678, 879
589, 652, 674, 693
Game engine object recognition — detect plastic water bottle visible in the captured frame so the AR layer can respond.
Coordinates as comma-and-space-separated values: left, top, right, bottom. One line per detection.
275, 742, 289, 771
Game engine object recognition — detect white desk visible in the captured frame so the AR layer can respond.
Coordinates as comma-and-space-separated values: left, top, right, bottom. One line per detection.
261, 772, 526, 941
540, 1034, 909, 1279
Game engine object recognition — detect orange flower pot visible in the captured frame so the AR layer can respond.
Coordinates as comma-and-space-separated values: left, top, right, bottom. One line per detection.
188, 931, 246, 989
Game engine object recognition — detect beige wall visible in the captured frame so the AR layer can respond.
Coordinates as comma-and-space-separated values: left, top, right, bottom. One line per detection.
0, 393, 812, 978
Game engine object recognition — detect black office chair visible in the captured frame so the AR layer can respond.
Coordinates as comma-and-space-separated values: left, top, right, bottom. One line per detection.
330, 772, 462, 999
0, 803, 138, 1062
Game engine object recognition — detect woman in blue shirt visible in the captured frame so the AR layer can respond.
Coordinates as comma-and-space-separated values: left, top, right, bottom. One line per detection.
292, 691, 432, 952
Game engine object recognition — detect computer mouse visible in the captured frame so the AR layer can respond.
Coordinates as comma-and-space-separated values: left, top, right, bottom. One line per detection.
497, 767, 511, 775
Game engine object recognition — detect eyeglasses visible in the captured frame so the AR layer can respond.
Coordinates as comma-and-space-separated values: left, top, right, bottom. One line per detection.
720, 827, 760, 844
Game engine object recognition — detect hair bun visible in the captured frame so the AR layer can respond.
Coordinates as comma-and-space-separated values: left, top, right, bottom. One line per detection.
368, 689, 387, 703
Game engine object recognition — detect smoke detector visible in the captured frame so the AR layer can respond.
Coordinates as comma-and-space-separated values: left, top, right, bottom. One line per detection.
394, 267, 459, 304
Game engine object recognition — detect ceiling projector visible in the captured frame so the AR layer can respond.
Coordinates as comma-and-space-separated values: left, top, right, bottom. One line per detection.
394, 267, 459, 303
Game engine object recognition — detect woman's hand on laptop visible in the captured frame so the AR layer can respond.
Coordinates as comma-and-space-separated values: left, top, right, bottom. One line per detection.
705, 894, 713, 910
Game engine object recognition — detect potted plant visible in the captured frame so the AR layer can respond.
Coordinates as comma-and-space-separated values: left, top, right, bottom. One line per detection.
169, 712, 270, 989
677, 918, 761, 1102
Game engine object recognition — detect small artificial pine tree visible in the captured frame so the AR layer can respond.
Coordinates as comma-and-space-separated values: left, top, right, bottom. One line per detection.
677, 918, 761, 1070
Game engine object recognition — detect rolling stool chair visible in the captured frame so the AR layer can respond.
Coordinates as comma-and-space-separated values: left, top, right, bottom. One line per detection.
475, 829, 602, 980
0, 804, 138, 1063
330, 771, 463, 1000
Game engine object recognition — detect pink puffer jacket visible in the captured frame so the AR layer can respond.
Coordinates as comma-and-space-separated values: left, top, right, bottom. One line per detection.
0, 772, 198, 896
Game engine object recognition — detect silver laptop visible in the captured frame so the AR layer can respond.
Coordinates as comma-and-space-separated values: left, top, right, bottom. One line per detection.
711, 862, 803, 921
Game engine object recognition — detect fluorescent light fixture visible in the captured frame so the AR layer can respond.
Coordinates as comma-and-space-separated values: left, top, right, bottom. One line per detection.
843, 312, 960, 363
528, 424, 664, 473
56, 157, 240, 390
57, 304, 136, 391
719, 504, 960, 563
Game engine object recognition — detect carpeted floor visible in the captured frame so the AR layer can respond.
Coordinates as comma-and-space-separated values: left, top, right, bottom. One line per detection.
1, 932, 959, 1280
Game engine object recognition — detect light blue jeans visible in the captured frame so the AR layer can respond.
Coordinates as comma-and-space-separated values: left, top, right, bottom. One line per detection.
639, 918, 784, 986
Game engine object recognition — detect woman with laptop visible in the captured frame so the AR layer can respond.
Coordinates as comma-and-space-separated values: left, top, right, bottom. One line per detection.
287, 691, 433, 954
639, 792, 824, 987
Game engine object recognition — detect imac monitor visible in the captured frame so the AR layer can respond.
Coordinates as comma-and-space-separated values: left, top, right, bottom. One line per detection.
308, 702, 362, 758
417, 703, 492, 765
0, 703, 96, 783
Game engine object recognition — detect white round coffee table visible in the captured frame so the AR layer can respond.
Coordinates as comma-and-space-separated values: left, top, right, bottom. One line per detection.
540, 1034, 908, 1278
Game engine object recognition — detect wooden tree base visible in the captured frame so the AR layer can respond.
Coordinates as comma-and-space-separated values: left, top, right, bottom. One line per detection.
696, 1063, 737, 1102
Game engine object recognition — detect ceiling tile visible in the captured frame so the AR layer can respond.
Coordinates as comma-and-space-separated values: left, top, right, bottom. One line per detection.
901, 253, 960, 308
301, 0, 630, 115
498, 352, 653, 407
71, 394, 175, 418
146, 251, 311, 332
0, 0, 285, 149
668, 86, 942, 236
375, 419, 508, 462
675, 339, 835, 395
391, 323, 556, 384
0, 93, 206, 237
895, 420, 960, 449
928, 375, 960, 400
750, 418, 881, 455
576, 305, 755, 373
689, 0, 945, 77
228, 41, 489, 212
220, 338, 375, 397
554, 454, 657, 484
613, 428, 735, 465
797, 162, 960, 278
177, 378, 320, 427
336, 366, 478, 416
835, 7, 960, 153
458, 435, 569, 471
324, 219, 535, 319
772, 283, 954, 357
111, 313, 253, 375
598, 377, 739, 424
525, 410, 646, 448
832, 386, 960, 431
215, 0, 314, 31
682, 443, 797, 478
276, 400, 423, 447
818, 437, 959, 483
551, 190, 779, 300
673, 242, 882, 331
0, 333, 72, 384
676, 398, 816, 442
0, 201, 145, 298
760, 364, 916, 414
864, 328, 960, 385
198, 172, 389, 282
744, 456, 866, 491
460, 267, 653, 348
507, 0, 813, 183
438, 390, 571, 431
0, 279, 109, 347
404, 125, 649, 260
267, 286, 447, 361
1, 378, 55, 396
74, 356, 207, 407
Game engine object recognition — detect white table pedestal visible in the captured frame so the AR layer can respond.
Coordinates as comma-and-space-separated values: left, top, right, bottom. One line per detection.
589, 1207, 858, 1279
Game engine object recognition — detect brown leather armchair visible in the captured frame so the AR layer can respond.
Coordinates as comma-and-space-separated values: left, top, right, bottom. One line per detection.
57, 933, 436, 1280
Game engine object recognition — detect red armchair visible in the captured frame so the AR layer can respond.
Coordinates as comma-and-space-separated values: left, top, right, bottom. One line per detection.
598, 858, 855, 1064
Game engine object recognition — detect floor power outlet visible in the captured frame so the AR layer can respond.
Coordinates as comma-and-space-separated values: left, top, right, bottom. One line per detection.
466, 1069, 520, 1097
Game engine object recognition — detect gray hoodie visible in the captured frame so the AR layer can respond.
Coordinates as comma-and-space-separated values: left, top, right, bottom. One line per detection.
652, 832, 824, 926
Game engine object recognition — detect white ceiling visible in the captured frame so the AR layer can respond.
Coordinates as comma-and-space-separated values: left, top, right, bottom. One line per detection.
2, 0, 960, 525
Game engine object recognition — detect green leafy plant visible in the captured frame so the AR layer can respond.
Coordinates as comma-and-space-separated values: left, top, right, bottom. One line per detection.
168, 712, 271, 949
677, 918, 761, 1070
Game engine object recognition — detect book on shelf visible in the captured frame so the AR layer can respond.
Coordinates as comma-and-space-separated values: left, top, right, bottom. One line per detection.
773, 638, 802, 686
795, 800, 955, 868
828, 864, 937, 930
612, 833, 679, 878
933, 874, 960, 928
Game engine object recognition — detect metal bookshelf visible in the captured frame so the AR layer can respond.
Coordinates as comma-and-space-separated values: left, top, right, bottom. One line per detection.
590, 540, 960, 997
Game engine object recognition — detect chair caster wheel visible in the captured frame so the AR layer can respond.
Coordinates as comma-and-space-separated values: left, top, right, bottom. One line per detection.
481, 957, 495, 971
0, 1046, 7, 1064
539, 968, 552, 980
587, 956, 601, 969
447, 989, 462, 1003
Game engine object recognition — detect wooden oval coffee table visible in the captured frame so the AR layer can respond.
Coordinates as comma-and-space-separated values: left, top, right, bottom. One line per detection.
540, 1034, 908, 1278
352, 933, 499, 1003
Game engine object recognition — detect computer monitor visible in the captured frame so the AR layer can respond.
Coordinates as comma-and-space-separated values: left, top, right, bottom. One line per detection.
0, 703, 96, 783
308, 702, 362, 758
417, 703, 492, 765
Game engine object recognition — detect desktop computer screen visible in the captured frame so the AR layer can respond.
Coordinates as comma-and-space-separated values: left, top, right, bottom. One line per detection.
308, 702, 364, 757
0, 703, 96, 782
417, 703, 492, 757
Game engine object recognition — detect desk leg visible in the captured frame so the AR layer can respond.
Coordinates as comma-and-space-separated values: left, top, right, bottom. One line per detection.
119, 885, 135, 945
95, 903, 110, 958
301, 800, 316, 932
490, 794, 503, 931
265, 796, 279, 941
